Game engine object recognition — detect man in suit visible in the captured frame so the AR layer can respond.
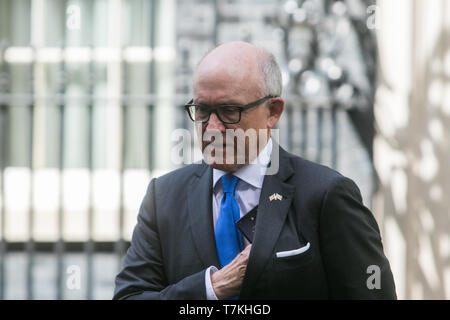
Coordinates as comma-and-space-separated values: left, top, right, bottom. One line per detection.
113, 41, 396, 300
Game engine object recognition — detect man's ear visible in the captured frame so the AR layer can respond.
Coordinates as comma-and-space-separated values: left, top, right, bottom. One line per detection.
267, 97, 284, 129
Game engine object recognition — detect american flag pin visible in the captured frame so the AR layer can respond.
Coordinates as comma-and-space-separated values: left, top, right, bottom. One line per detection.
269, 193, 282, 201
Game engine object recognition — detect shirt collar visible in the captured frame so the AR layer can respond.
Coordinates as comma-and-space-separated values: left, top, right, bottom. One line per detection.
213, 138, 273, 190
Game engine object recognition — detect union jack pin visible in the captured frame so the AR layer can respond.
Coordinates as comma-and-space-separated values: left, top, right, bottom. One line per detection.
269, 193, 283, 201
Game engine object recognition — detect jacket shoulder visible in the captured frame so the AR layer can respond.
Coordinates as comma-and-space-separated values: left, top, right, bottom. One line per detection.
284, 151, 343, 183
153, 163, 206, 188
280, 149, 361, 197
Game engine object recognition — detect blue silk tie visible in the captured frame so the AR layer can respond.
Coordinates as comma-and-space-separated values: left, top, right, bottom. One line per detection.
215, 174, 244, 268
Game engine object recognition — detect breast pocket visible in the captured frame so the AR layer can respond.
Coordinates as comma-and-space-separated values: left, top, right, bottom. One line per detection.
257, 241, 319, 299
276, 242, 310, 258
273, 242, 314, 270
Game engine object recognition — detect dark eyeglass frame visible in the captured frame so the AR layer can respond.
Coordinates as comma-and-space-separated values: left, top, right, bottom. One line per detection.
184, 95, 277, 124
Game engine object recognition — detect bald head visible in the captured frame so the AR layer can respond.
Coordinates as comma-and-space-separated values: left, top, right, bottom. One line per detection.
194, 42, 282, 99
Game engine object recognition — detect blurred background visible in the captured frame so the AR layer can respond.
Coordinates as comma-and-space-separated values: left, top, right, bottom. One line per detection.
0, 0, 448, 300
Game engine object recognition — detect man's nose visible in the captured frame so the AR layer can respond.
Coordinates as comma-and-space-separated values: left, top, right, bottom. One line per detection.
205, 112, 225, 131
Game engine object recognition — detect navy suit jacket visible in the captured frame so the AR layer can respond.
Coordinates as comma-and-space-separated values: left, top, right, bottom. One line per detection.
113, 146, 396, 299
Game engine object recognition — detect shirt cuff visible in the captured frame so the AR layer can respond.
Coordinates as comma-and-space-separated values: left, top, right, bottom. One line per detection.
205, 266, 219, 300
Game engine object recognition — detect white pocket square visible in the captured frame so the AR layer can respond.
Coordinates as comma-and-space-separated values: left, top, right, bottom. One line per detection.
276, 242, 310, 258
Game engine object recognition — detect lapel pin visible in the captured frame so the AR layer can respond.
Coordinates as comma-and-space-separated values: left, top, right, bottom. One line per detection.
269, 193, 283, 202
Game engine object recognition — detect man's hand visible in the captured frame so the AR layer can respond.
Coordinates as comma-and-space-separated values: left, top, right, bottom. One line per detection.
211, 245, 251, 300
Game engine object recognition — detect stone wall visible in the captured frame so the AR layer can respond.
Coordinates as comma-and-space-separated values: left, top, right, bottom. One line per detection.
374, 0, 450, 299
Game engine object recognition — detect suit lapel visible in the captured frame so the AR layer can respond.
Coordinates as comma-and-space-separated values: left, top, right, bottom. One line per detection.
187, 163, 221, 269
239, 147, 295, 299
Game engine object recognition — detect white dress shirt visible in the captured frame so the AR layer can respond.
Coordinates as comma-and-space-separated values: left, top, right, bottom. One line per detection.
205, 138, 273, 300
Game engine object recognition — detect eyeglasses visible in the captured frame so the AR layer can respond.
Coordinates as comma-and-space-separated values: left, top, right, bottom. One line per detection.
184, 95, 276, 124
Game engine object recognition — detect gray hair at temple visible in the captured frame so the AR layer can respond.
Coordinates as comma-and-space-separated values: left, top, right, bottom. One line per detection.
259, 49, 283, 97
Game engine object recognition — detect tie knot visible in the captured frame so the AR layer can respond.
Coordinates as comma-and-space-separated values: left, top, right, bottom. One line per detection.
221, 174, 239, 194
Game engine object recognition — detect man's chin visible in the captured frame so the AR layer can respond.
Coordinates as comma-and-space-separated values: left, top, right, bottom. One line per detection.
202, 146, 245, 172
